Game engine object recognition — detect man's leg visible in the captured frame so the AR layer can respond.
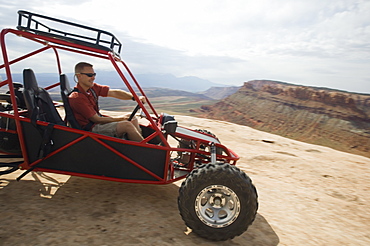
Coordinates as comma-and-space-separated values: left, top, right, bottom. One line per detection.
130, 116, 142, 134
116, 121, 143, 142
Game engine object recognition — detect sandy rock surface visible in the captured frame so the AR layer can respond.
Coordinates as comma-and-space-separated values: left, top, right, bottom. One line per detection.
1, 115, 369, 245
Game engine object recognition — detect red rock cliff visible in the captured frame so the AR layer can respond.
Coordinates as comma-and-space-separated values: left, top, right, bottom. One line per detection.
200, 80, 370, 157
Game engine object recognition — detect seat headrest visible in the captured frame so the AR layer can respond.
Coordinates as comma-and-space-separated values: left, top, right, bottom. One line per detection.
60, 74, 72, 92
23, 69, 39, 92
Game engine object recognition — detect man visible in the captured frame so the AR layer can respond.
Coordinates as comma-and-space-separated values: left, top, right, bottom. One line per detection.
69, 62, 145, 142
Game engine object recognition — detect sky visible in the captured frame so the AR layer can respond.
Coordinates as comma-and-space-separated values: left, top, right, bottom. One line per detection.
0, 0, 369, 93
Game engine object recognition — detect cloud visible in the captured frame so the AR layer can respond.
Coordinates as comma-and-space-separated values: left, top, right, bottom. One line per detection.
0, 0, 369, 93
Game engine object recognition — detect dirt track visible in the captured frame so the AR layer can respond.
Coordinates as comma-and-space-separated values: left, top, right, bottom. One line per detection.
1, 115, 369, 245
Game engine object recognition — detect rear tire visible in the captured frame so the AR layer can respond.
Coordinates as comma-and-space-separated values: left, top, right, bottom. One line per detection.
178, 163, 258, 241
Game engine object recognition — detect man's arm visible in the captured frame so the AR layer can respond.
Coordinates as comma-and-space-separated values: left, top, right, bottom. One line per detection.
107, 89, 132, 100
107, 89, 146, 103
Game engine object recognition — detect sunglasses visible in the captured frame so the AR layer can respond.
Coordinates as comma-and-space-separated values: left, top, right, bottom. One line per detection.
76, 73, 96, 77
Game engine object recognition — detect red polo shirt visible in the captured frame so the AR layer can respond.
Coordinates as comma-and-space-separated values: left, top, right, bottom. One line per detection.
69, 83, 109, 129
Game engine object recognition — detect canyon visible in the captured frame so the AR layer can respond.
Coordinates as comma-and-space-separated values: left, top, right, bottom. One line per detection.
198, 80, 370, 157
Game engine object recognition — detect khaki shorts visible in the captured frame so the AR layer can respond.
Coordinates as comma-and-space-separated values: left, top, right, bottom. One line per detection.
91, 122, 118, 137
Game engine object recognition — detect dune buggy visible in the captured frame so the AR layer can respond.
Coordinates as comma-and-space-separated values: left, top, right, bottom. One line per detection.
0, 10, 258, 241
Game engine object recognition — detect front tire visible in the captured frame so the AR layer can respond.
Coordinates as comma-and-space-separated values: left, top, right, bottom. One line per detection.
178, 163, 258, 241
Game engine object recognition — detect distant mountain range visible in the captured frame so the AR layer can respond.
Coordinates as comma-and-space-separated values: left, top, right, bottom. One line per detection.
138, 86, 241, 100
199, 86, 241, 100
134, 73, 225, 92
1, 71, 229, 93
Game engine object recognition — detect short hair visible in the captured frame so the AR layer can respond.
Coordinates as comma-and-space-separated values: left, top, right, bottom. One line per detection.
75, 62, 93, 73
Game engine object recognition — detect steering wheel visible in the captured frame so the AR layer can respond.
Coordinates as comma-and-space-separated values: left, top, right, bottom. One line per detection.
128, 104, 141, 121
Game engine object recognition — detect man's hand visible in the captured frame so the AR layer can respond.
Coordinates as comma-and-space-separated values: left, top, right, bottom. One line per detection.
138, 96, 146, 104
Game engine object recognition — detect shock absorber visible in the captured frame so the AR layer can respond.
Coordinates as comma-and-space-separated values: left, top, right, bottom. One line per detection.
210, 142, 216, 164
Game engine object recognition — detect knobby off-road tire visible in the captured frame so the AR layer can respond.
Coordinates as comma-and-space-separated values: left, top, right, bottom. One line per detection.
178, 163, 258, 241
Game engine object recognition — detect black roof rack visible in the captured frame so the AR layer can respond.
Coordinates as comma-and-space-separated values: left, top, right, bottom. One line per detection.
16, 10, 122, 56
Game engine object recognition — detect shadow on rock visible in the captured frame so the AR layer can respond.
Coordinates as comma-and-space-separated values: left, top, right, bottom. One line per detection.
0, 173, 279, 246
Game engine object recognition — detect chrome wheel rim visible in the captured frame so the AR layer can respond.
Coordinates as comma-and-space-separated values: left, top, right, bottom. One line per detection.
195, 184, 240, 228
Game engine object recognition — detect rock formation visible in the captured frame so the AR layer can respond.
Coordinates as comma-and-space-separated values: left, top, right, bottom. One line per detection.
199, 80, 370, 157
